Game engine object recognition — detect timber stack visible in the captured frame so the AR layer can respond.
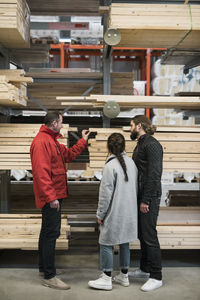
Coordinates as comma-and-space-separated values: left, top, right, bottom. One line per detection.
108, 3, 200, 48
0, 70, 33, 107
0, 0, 30, 48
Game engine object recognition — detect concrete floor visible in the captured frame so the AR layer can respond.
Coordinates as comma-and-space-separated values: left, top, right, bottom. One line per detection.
0, 250, 200, 300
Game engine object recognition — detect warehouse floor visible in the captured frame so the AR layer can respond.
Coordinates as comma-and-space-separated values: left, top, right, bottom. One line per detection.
0, 249, 200, 300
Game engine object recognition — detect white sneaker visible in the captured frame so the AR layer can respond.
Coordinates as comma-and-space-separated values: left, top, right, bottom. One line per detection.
114, 272, 129, 287
141, 278, 163, 292
128, 269, 150, 278
88, 273, 112, 290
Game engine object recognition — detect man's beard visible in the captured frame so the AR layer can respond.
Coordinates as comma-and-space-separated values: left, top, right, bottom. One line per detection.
130, 130, 138, 141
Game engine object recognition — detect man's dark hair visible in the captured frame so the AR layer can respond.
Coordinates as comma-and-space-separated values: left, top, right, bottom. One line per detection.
131, 115, 156, 135
44, 111, 62, 127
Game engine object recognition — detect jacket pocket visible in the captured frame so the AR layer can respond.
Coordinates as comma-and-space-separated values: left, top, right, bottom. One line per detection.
51, 168, 66, 176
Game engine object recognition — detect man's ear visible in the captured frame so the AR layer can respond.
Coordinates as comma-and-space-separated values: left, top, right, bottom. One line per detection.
138, 123, 142, 130
51, 120, 57, 127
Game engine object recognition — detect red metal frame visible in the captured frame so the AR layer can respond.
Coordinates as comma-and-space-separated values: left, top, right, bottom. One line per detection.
50, 44, 166, 118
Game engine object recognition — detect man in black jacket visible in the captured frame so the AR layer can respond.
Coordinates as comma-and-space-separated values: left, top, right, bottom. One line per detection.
129, 115, 163, 292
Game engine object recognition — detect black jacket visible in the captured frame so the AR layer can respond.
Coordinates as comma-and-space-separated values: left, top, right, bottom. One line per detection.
132, 134, 163, 205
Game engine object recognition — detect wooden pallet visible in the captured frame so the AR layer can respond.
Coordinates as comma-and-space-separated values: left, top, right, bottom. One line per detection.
0, 214, 70, 250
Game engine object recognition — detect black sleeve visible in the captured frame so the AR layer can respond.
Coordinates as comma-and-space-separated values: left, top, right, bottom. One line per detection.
142, 141, 163, 204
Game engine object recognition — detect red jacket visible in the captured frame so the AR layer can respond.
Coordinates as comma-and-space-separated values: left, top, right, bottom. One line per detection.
30, 125, 87, 209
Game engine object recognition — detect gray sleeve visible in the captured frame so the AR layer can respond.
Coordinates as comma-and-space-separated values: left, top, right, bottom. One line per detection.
96, 165, 116, 221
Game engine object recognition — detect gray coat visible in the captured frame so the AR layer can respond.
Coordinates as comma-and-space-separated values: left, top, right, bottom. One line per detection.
97, 153, 138, 246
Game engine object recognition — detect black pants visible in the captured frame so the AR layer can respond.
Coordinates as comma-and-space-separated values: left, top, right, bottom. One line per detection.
138, 198, 162, 280
39, 199, 62, 279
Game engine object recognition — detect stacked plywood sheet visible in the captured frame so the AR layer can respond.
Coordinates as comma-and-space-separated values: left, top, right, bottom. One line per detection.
0, 70, 33, 107
59, 94, 200, 110
0, 123, 74, 170
108, 3, 200, 48
0, 214, 70, 250
83, 126, 200, 175
0, 0, 30, 48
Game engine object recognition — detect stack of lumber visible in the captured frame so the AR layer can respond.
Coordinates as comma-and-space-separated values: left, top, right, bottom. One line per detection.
26, 0, 99, 16
0, 70, 33, 107
26, 70, 134, 110
11, 44, 50, 64
59, 94, 200, 110
83, 126, 200, 176
0, 214, 70, 250
0, 123, 75, 170
0, 0, 30, 48
128, 207, 200, 249
108, 3, 200, 48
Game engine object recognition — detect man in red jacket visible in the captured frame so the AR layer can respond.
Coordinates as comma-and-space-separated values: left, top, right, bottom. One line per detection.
30, 111, 89, 290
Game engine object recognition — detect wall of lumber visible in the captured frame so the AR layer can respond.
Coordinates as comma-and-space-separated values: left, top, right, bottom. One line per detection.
0, 0, 30, 48
0, 70, 32, 107
0, 214, 69, 250
108, 3, 200, 48
0, 123, 74, 170
83, 126, 200, 175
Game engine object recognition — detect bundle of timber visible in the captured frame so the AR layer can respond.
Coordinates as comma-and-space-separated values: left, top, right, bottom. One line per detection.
83, 126, 200, 176
59, 95, 200, 110
108, 3, 200, 48
0, 0, 30, 48
0, 70, 33, 107
10, 44, 50, 64
0, 214, 70, 250
0, 123, 74, 170
27, 70, 134, 110
128, 207, 200, 249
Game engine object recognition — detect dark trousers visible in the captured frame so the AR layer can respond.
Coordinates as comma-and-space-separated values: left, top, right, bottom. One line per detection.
39, 199, 62, 279
138, 198, 162, 280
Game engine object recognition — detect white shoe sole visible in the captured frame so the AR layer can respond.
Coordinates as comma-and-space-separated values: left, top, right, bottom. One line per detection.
114, 279, 129, 287
88, 282, 112, 290
141, 282, 163, 292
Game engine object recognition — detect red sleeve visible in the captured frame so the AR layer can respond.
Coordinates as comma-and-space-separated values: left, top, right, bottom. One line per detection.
60, 138, 88, 163
30, 141, 57, 203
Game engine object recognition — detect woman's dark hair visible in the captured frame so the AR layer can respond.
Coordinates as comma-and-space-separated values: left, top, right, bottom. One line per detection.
44, 111, 62, 127
131, 115, 156, 135
107, 133, 128, 181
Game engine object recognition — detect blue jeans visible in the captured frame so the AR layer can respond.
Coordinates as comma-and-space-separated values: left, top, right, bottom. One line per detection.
100, 243, 130, 272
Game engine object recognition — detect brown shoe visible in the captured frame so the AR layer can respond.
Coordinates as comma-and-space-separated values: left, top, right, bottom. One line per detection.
42, 276, 70, 290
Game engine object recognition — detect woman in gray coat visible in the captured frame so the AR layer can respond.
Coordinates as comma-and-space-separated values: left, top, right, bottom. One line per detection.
88, 133, 138, 291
